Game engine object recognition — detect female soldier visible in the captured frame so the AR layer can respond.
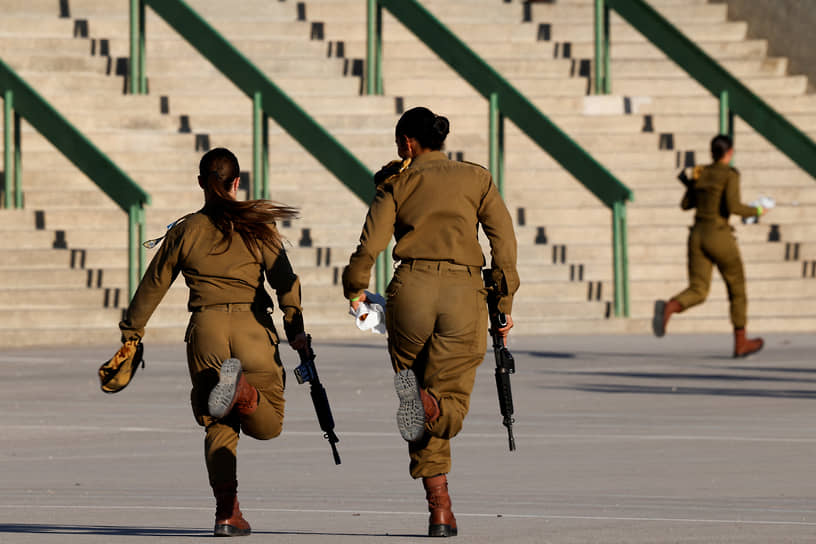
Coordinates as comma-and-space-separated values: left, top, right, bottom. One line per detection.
114, 147, 306, 536
653, 134, 765, 357
343, 107, 519, 537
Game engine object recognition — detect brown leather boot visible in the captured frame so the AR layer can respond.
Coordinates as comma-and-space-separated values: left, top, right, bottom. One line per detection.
423, 474, 457, 537
208, 358, 259, 419
733, 328, 764, 358
212, 481, 251, 537
420, 388, 440, 425
653, 299, 683, 337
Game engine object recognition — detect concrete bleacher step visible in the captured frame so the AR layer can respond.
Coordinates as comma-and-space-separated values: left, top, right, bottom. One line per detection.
2, 0, 815, 347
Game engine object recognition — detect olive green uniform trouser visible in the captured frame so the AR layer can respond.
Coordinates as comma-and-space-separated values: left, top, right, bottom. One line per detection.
672, 223, 748, 328
186, 304, 286, 486
385, 260, 488, 479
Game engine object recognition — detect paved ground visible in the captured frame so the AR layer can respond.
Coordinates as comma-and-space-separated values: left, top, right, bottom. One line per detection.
1, 332, 816, 543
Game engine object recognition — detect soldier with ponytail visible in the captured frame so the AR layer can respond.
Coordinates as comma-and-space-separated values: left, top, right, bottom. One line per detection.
112, 147, 308, 536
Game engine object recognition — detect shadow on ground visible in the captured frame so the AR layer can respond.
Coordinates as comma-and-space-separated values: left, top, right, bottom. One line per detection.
0, 523, 420, 538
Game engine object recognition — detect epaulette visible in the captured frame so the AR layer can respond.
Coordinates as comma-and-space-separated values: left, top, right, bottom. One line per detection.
374, 158, 412, 185
461, 160, 488, 170
143, 213, 195, 249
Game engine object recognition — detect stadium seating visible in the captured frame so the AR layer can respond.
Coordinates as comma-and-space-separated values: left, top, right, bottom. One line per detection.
0, 0, 814, 347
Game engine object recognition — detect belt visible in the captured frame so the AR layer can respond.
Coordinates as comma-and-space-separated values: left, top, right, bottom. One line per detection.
194, 302, 255, 312
400, 259, 481, 275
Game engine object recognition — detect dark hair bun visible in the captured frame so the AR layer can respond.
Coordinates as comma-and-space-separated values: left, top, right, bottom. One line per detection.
430, 116, 450, 148
395, 107, 450, 151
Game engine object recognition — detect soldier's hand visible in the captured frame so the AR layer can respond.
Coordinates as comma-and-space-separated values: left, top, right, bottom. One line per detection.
350, 292, 367, 312
289, 332, 308, 351
498, 314, 514, 346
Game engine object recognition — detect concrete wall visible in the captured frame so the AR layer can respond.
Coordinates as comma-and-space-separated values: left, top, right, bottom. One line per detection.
714, 0, 816, 89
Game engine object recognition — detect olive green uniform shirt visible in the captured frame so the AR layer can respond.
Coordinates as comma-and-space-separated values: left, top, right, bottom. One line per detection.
343, 151, 519, 314
120, 212, 303, 342
682, 162, 758, 224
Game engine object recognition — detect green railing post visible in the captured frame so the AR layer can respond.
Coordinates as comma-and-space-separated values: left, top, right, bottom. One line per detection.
488, 92, 505, 197
252, 91, 262, 200
129, 0, 139, 94
3, 89, 12, 209
128, 204, 146, 299
612, 200, 629, 317
366, 0, 382, 95
262, 112, 269, 200
138, 0, 147, 94
594, 0, 604, 94
13, 110, 21, 208
719, 90, 732, 138
375, 4, 383, 95
375, 251, 385, 295
603, 2, 611, 94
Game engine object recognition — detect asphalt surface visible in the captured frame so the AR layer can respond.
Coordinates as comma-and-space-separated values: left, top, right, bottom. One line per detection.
1, 332, 816, 543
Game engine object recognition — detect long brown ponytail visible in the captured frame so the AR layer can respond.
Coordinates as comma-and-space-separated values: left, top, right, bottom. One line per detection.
199, 148, 298, 255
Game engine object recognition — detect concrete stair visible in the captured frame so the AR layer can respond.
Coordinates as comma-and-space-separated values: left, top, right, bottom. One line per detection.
0, 0, 815, 347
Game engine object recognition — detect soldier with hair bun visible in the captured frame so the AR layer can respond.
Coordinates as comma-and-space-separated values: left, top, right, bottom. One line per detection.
654, 134, 766, 358
343, 106, 519, 538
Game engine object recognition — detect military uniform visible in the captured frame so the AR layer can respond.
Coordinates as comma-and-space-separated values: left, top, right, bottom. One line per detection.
343, 150, 519, 478
119, 212, 304, 486
671, 162, 759, 327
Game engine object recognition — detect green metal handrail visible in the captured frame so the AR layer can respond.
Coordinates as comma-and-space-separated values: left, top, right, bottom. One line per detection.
0, 57, 150, 299
130, 0, 374, 203
596, 0, 816, 179
367, 0, 634, 316
130, 0, 397, 292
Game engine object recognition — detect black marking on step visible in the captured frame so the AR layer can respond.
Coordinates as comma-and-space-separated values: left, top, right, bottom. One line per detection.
310, 22, 324, 40
34, 210, 46, 230
53, 230, 67, 249
535, 227, 547, 245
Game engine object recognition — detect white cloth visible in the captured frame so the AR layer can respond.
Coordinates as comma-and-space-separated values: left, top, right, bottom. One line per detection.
349, 291, 387, 334
743, 196, 776, 224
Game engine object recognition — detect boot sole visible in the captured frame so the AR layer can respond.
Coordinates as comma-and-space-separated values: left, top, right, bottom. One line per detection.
214, 523, 251, 537
429, 524, 458, 537
208, 358, 242, 419
395, 369, 425, 442
652, 300, 666, 338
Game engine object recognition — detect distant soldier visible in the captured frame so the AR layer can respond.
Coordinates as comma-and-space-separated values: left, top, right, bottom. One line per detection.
654, 135, 765, 357
113, 148, 307, 536
343, 107, 519, 537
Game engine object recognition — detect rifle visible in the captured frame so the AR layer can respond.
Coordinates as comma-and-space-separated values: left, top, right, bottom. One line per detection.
294, 334, 341, 465
482, 270, 517, 452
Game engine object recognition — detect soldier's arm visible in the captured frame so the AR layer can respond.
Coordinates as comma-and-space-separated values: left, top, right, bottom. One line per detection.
342, 183, 397, 300
265, 247, 305, 344
119, 225, 185, 342
478, 175, 519, 315
725, 170, 760, 218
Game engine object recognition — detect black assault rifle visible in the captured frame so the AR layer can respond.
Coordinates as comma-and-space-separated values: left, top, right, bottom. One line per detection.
482, 270, 517, 452
294, 335, 341, 465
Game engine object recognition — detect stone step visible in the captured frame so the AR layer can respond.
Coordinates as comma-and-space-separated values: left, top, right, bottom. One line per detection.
3, 54, 111, 74
338, 39, 770, 63
320, 20, 750, 44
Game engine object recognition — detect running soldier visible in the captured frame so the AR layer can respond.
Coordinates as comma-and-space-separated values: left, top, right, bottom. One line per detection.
654, 135, 765, 357
112, 148, 307, 536
343, 107, 519, 537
